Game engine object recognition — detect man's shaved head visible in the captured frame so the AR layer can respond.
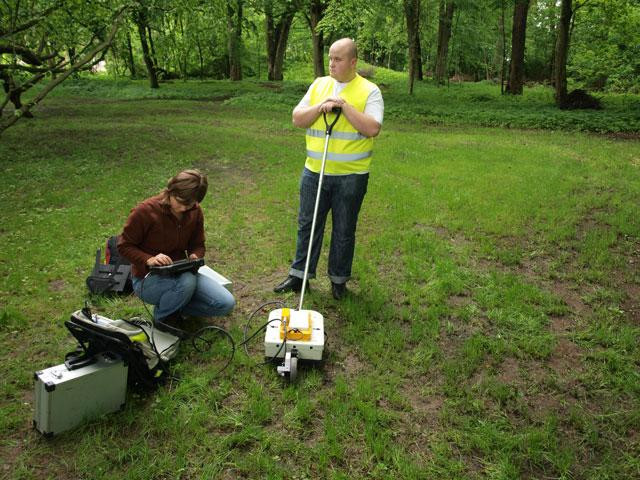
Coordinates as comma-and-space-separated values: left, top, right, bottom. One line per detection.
328, 38, 358, 82
331, 38, 357, 60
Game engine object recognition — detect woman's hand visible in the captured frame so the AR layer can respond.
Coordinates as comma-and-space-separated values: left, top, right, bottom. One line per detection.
146, 253, 173, 266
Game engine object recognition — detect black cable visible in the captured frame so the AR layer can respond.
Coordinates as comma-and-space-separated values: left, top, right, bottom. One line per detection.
138, 270, 235, 375
119, 314, 173, 384
264, 336, 287, 366
241, 301, 294, 367
239, 317, 281, 347
137, 272, 172, 367
191, 325, 236, 375
138, 272, 156, 323
242, 301, 285, 355
239, 317, 287, 366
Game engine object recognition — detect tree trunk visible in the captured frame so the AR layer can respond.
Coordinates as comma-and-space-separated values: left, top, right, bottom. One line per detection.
68, 47, 80, 79
178, 14, 188, 79
126, 28, 136, 78
548, 19, 556, 82
134, 9, 159, 88
265, 0, 299, 81
273, 20, 293, 81
404, 0, 422, 94
415, 27, 423, 81
554, 0, 572, 107
507, 0, 530, 95
196, 38, 204, 81
1, 71, 34, 118
68, 47, 76, 67
110, 43, 123, 77
169, 16, 181, 79
309, 0, 325, 77
434, 0, 454, 85
147, 25, 159, 71
227, 0, 243, 81
499, 0, 506, 94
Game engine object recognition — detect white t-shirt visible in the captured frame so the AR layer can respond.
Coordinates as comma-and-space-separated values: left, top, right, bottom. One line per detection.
295, 77, 384, 125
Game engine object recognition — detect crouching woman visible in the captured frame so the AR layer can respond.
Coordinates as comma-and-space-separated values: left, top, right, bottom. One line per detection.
118, 169, 235, 326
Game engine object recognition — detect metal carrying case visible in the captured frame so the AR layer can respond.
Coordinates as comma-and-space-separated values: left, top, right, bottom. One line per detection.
33, 352, 128, 437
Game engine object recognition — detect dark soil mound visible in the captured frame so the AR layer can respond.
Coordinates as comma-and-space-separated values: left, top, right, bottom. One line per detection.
560, 89, 602, 110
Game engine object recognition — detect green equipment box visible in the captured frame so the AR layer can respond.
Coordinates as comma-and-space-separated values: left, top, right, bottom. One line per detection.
33, 352, 127, 437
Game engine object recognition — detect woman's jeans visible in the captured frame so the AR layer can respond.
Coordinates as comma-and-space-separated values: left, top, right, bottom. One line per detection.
289, 168, 369, 284
132, 271, 235, 321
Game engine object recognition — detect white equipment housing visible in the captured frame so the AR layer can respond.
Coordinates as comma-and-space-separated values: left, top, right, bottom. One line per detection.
264, 308, 324, 361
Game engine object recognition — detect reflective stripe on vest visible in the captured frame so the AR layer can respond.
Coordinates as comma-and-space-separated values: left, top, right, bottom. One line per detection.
305, 128, 367, 141
306, 150, 372, 162
304, 74, 376, 175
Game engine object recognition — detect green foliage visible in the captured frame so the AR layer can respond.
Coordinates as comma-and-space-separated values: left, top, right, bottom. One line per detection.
4, 0, 640, 98
570, 0, 640, 92
386, 81, 640, 133
34, 75, 640, 134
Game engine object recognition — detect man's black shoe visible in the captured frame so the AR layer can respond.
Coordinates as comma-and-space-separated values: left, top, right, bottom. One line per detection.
273, 275, 308, 293
331, 282, 347, 300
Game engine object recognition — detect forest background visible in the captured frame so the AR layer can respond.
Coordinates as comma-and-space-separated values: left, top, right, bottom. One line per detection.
1, 0, 640, 133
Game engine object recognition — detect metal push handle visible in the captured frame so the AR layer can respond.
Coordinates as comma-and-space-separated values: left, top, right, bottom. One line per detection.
298, 107, 342, 311
323, 106, 342, 135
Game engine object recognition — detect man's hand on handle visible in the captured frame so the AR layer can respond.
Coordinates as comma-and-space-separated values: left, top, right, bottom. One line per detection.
318, 96, 345, 114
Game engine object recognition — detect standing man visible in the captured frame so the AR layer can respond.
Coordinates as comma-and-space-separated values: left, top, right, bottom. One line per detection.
274, 38, 384, 300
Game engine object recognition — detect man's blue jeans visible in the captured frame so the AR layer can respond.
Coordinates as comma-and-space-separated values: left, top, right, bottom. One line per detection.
289, 168, 369, 284
132, 272, 235, 321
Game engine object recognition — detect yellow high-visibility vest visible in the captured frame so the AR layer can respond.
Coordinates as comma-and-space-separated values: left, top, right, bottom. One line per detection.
305, 74, 377, 175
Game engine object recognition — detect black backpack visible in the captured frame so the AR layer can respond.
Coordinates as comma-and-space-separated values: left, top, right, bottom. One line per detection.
65, 307, 173, 391
86, 235, 133, 295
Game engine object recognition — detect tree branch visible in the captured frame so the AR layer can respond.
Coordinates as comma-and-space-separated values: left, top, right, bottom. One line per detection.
573, 0, 592, 12
0, 3, 64, 40
0, 70, 48, 113
0, 43, 48, 65
0, 6, 129, 135
0, 62, 67, 74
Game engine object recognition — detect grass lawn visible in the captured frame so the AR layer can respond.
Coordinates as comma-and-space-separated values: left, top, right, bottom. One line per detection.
0, 79, 639, 479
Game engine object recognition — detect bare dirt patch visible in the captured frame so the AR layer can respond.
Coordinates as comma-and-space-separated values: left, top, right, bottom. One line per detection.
392, 376, 446, 458
496, 356, 520, 384
622, 283, 640, 324
551, 281, 591, 316
404, 381, 445, 423
548, 337, 584, 376
449, 293, 473, 308
604, 131, 640, 141
525, 390, 564, 420
549, 314, 574, 334
48, 279, 66, 292
618, 237, 640, 324
322, 328, 370, 384
258, 82, 283, 91
334, 351, 367, 378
